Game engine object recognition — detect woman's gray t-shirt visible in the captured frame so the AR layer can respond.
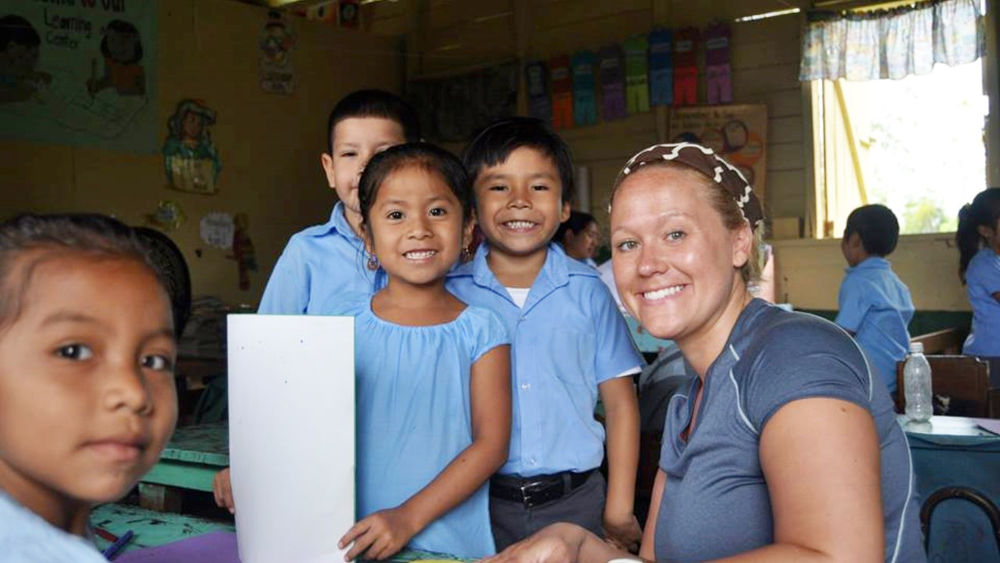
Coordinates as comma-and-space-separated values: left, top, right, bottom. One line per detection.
655, 299, 924, 562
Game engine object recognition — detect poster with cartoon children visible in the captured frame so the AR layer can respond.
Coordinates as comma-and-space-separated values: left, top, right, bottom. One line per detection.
87, 19, 145, 97
0, 14, 52, 104
0, 2, 157, 153
163, 99, 222, 195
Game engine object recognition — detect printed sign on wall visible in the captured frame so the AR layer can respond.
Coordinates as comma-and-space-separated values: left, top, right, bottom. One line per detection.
0, 1, 158, 152
668, 104, 768, 201
258, 10, 296, 95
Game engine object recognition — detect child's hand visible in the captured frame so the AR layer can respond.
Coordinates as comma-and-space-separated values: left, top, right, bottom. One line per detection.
339, 507, 417, 561
602, 512, 641, 553
212, 468, 235, 514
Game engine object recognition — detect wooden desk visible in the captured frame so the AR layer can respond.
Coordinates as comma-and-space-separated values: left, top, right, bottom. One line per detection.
139, 422, 229, 512
90, 503, 234, 556
92, 503, 469, 561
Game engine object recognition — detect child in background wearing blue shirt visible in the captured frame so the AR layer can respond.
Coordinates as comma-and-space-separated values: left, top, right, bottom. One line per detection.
957, 187, 1000, 356
258, 89, 421, 314
326, 143, 511, 560
836, 204, 914, 395
446, 118, 643, 552
0, 214, 178, 562
213, 90, 420, 511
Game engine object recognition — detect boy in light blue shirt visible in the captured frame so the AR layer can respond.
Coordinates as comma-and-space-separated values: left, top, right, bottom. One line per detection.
447, 118, 643, 552
257, 89, 420, 314
836, 204, 914, 395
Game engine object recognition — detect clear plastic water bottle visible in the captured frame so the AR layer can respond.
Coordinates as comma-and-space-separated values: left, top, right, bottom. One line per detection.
904, 342, 933, 422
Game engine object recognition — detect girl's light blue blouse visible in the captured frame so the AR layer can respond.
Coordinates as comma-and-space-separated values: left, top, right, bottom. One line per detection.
0, 492, 105, 563
964, 247, 1000, 356
321, 293, 510, 558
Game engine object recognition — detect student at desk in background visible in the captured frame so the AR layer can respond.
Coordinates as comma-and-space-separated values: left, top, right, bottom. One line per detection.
212, 89, 420, 511
446, 118, 642, 552
957, 187, 1000, 357
0, 214, 178, 562
835, 204, 914, 395
323, 143, 511, 560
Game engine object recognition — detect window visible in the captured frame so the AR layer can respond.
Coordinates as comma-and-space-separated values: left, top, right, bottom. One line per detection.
812, 61, 988, 237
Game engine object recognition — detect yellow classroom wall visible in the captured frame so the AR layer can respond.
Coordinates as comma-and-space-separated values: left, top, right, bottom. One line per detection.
0, 0, 402, 306
367, 0, 971, 312
1, 0, 977, 312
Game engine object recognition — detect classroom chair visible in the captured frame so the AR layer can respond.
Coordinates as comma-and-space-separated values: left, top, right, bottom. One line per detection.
920, 486, 1000, 557
895, 355, 993, 418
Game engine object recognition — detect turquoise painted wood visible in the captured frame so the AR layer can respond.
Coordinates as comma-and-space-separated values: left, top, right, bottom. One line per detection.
140, 422, 228, 493
90, 503, 234, 554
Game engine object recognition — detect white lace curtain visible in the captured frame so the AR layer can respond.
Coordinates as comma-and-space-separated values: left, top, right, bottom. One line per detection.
799, 0, 983, 81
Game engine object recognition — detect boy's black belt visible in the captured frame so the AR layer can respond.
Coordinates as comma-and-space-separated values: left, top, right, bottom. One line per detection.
489, 469, 594, 508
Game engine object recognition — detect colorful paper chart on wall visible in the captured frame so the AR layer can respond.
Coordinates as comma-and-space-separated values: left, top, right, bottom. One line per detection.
668, 104, 768, 201
0, 1, 158, 153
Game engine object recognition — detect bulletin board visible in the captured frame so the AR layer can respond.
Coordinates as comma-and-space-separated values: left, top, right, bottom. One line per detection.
0, 0, 158, 153
668, 104, 768, 201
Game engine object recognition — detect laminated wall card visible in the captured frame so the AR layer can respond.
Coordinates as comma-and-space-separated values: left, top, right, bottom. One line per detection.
227, 315, 355, 563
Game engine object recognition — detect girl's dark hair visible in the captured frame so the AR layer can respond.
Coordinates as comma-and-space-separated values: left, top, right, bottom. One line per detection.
100, 20, 143, 64
957, 187, 1000, 283
554, 210, 596, 246
0, 213, 173, 333
326, 89, 421, 154
357, 142, 472, 238
462, 117, 576, 205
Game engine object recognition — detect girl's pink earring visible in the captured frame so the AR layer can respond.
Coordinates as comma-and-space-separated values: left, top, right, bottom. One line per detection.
366, 254, 379, 271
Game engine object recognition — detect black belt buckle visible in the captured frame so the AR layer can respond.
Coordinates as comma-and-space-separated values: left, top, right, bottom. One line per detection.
519, 479, 561, 509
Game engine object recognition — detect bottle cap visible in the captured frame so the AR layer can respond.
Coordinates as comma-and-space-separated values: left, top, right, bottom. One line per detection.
909, 341, 924, 354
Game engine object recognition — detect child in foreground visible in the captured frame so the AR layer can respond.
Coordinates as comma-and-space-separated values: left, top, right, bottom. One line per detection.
322, 143, 511, 560
0, 213, 178, 562
835, 204, 914, 395
446, 118, 642, 551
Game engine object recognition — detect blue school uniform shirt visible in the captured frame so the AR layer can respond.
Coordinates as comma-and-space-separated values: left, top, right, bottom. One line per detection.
835, 257, 914, 395
963, 247, 1000, 356
0, 492, 105, 563
318, 293, 509, 558
257, 202, 384, 314
655, 300, 924, 562
446, 243, 643, 477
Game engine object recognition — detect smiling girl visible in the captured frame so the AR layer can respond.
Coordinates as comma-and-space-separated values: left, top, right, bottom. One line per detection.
320, 143, 512, 561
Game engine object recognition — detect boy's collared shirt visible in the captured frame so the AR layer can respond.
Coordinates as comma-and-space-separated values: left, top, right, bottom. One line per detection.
835, 256, 914, 394
0, 492, 106, 563
446, 243, 642, 477
258, 201, 384, 314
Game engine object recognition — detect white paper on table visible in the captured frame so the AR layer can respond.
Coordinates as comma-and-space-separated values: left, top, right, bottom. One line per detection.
227, 314, 355, 563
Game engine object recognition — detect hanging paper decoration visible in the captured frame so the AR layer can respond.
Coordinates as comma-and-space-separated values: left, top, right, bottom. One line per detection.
146, 200, 185, 231
673, 26, 699, 106
549, 54, 573, 130
338, 0, 360, 28
705, 21, 733, 104
571, 50, 598, 127
598, 44, 626, 120
525, 61, 551, 123
200, 212, 235, 249
230, 213, 258, 291
648, 28, 673, 107
623, 34, 650, 115
258, 11, 297, 95
162, 99, 221, 194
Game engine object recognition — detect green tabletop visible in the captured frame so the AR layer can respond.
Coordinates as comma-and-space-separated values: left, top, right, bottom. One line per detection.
90, 503, 234, 554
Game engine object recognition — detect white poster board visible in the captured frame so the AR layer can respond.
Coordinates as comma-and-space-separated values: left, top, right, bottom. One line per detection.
227, 315, 355, 563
